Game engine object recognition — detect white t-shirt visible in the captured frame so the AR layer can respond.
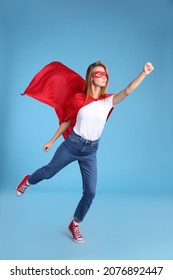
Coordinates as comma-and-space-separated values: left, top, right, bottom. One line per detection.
74, 95, 114, 140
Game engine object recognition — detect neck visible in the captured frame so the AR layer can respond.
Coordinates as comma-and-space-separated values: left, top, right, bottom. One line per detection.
91, 84, 101, 99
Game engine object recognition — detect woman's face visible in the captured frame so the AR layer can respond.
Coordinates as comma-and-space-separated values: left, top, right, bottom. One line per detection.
91, 66, 108, 88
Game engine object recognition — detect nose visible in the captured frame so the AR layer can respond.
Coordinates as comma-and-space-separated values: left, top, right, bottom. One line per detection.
102, 75, 107, 80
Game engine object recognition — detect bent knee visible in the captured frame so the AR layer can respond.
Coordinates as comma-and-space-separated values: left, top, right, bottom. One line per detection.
84, 189, 96, 200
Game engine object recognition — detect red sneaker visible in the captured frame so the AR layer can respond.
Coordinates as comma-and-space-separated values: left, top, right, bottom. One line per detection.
68, 221, 85, 243
16, 175, 30, 196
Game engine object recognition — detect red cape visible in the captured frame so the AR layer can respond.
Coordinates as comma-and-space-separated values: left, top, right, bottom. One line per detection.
22, 61, 114, 139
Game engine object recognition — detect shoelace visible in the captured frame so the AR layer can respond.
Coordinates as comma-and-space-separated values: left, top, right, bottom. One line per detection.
73, 225, 83, 239
19, 184, 28, 193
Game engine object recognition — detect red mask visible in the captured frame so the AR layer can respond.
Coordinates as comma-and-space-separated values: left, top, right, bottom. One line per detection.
92, 71, 107, 78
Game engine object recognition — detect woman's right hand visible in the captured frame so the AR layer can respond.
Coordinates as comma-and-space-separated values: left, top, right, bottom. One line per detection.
43, 141, 53, 152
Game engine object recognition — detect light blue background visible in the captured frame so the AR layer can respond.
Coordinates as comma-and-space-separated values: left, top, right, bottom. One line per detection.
0, 0, 173, 260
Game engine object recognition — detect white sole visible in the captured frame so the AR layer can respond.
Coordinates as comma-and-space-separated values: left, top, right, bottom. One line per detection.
68, 228, 85, 243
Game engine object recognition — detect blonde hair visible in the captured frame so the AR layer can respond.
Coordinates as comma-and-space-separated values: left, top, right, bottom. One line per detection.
83, 61, 109, 100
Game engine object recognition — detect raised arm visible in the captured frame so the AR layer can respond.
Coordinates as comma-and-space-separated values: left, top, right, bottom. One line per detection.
43, 119, 72, 152
113, 62, 154, 106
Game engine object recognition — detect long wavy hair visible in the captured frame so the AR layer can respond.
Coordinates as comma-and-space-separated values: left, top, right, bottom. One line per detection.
83, 61, 109, 100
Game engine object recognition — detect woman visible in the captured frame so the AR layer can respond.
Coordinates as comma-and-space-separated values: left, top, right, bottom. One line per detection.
16, 61, 154, 243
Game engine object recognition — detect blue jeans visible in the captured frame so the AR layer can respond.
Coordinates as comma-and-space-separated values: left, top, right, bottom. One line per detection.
28, 130, 99, 222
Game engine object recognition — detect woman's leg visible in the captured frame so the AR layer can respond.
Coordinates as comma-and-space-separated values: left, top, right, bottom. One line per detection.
16, 140, 76, 196
73, 152, 97, 222
68, 139, 98, 243
28, 141, 75, 185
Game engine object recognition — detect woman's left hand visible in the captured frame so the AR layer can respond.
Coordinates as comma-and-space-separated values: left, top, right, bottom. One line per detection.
143, 62, 154, 75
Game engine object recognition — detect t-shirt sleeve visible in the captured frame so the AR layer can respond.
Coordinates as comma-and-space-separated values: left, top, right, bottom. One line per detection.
106, 94, 115, 121
106, 94, 115, 109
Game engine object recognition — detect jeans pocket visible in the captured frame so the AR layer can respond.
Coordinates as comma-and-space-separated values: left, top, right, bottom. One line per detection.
68, 133, 81, 143
92, 142, 99, 150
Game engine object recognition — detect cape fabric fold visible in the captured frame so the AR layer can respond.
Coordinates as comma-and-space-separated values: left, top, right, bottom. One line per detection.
22, 61, 114, 139
22, 61, 85, 138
